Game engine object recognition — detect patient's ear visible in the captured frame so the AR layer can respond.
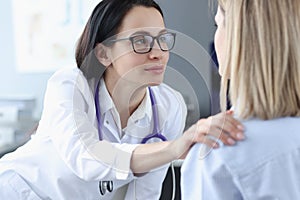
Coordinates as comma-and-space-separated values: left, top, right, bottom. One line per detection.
95, 43, 111, 67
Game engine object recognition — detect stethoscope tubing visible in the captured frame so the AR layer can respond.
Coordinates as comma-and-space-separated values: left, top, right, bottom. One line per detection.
94, 81, 167, 195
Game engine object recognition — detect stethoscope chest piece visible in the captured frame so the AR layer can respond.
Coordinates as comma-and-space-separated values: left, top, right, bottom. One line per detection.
99, 180, 113, 195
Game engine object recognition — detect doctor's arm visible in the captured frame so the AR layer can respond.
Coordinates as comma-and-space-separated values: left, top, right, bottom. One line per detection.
130, 111, 245, 174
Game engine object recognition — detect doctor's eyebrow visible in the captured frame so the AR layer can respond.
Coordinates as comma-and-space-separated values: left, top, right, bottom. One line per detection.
130, 29, 168, 36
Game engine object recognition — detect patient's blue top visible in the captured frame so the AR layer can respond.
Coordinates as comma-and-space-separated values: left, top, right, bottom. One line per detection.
181, 117, 300, 200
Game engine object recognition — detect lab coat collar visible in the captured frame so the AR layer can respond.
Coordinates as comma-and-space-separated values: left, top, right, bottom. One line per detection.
98, 78, 115, 114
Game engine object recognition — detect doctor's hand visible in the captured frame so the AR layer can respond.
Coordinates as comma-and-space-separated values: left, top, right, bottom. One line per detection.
173, 111, 245, 159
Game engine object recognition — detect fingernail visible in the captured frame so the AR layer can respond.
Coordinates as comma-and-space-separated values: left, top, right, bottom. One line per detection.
237, 133, 245, 140
227, 138, 236, 145
237, 125, 244, 131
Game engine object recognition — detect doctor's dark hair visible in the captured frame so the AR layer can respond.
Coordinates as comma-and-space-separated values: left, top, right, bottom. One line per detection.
75, 0, 163, 70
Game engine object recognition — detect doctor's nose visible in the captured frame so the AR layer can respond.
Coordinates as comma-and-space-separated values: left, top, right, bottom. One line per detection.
149, 42, 165, 60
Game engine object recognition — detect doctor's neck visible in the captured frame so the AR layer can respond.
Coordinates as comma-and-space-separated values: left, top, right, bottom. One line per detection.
104, 75, 147, 127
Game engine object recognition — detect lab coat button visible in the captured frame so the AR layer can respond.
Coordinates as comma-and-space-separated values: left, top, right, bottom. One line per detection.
106, 120, 109, 124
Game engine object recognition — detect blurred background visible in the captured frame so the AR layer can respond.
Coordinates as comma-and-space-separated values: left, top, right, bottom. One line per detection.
0, 0, 219, 199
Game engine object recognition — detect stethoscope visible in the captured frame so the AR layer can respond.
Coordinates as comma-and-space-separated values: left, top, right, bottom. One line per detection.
94, 81, 167, 196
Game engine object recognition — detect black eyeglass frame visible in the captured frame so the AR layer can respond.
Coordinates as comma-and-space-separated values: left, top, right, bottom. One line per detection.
108, 32, 176, 54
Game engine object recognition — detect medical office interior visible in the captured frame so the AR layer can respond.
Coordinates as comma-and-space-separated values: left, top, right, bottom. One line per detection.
0, 0, 218, 199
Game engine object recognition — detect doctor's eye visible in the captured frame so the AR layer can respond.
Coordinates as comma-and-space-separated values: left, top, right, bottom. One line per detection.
158, 33, 172, 43
132, 35, 151, 46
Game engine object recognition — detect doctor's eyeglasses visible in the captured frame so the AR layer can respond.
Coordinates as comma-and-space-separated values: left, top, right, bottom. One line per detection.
108, 32, 176, 54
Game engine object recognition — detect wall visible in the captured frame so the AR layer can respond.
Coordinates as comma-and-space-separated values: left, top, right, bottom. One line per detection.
157, 0, 220, 126
0, 0, 53, 119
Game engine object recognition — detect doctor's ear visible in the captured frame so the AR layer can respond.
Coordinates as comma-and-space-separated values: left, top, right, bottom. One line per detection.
95, 43, 112, 67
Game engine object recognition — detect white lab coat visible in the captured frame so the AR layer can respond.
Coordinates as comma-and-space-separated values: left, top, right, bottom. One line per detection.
0, 67, 187, 200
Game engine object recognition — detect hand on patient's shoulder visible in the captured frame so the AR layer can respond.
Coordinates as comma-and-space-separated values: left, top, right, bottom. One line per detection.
196, 110, 245, 147
177, 110, 245, 158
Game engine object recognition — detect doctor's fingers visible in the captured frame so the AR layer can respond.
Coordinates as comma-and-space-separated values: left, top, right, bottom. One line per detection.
207, 113, 245, 142
193, 123, 235, 147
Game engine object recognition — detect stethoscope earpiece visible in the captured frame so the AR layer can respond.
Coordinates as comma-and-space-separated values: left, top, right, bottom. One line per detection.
107, 180, 113, 192
99, 181, 105, 195
99, 180, 113, 195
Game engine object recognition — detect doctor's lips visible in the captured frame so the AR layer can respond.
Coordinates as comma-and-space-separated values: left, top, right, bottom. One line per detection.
144, 65, 165, 74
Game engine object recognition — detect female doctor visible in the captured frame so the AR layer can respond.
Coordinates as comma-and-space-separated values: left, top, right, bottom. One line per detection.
0, 0, 245, 199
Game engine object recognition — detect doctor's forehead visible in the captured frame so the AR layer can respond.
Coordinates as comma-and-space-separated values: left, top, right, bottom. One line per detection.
117, 6, 166, 35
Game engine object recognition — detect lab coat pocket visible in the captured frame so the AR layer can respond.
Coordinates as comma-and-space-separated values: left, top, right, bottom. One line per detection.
0, 171, 42, 200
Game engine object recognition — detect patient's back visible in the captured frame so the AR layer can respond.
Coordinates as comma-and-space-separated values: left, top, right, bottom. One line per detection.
181, 117, 300, 200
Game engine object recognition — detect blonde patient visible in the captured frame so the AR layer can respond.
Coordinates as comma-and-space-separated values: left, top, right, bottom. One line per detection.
181, 0, 300, 199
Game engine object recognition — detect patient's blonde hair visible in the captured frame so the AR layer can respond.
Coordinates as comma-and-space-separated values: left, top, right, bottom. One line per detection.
219, 0, 300, 120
